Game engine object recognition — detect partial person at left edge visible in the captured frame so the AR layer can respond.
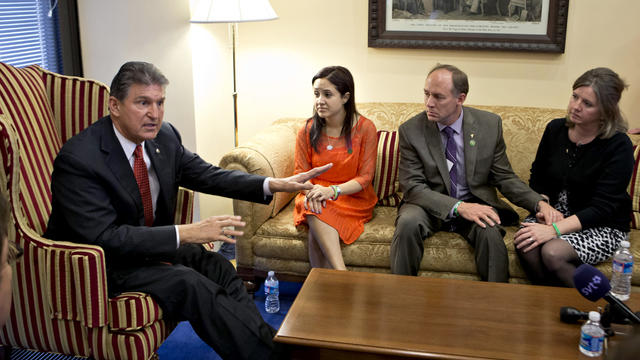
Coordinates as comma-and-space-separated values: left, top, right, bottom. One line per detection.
0, 192, 21, 328
44, 61, 331, 359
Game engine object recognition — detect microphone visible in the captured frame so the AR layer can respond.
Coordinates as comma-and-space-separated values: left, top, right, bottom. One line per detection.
560, 306, 588, 323
573, 264, 640, 324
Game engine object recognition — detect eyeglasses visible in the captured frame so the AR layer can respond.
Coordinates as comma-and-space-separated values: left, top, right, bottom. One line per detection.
7, 241, 23, 266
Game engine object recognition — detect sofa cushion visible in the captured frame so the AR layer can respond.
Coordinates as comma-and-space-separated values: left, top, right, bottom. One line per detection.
374, 130, 401, 206
254, 201, 530, 278
629, 145, 640, 229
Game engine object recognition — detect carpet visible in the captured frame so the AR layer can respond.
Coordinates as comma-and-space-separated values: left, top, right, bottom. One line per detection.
156, 281, 302, 359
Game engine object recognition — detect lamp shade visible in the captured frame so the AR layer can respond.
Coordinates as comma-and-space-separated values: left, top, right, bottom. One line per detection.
190, 0, 278, 23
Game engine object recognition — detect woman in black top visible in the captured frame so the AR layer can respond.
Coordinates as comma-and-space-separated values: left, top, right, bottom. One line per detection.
514, 68, 634, 287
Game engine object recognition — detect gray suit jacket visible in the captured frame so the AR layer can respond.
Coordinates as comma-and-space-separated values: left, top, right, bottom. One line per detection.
398, 106, 542, 225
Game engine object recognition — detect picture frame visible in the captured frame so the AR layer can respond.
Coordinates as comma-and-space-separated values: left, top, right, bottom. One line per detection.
368, 0, 569, 53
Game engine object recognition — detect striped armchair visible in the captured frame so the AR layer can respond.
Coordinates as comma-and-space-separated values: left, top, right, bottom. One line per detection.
0, 63, 194, 359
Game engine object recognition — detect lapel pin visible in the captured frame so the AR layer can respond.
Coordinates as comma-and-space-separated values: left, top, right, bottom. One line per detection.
156, 148, 160, 154
469, 140, 476, 147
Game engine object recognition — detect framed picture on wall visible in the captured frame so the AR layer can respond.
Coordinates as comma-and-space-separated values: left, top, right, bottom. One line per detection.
368, 0, 569, 53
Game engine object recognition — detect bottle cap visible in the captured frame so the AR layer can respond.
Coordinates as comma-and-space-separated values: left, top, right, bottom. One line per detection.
621, 240, 630, 248
268, 270, 274, 276
588, 311, 600, 322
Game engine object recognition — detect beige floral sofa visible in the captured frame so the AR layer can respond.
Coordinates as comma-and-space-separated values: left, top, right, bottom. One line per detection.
219, 103, 640, 291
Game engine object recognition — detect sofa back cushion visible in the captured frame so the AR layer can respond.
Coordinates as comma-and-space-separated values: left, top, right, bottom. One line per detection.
374, 130, 400, 206
360, 103, 569, 207
0, 63, 62, 234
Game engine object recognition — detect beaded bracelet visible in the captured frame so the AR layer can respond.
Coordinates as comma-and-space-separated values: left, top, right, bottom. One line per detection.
330, 185, 340, 201
552, 222, 562, 237
453, 200, 462, 217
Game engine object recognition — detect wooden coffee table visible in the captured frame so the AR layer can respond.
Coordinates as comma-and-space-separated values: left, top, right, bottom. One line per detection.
275, 268, 639, 359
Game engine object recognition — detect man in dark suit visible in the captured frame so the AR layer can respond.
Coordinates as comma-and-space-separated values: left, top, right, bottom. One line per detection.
390, 64, 559, 282
44, 61, 330, 359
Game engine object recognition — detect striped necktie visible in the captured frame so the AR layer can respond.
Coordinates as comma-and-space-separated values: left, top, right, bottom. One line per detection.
442, 126, 458, 199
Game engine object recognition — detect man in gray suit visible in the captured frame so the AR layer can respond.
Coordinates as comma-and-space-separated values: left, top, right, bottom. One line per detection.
390, 64, 558, 281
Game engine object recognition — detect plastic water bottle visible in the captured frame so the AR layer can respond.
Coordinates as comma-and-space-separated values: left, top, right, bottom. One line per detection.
610, 239, 633, 301
579, 311, 605, 357
264, 271, 280, 314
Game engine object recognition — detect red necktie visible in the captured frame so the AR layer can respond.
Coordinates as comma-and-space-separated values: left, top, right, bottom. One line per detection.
133, 145, 154, 226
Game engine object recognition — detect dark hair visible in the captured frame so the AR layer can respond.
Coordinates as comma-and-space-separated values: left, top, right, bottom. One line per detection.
308, 66, 358, 153
428, 63, 469, 95
568, 67, 628, 138
109, 61, 169, 101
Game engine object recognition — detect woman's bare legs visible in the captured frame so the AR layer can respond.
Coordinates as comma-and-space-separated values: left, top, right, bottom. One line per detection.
307, 216, 347, 270
308, 231, 330, 268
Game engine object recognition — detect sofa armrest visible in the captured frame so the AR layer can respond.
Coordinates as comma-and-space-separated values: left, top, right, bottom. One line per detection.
219, 118, 302, 267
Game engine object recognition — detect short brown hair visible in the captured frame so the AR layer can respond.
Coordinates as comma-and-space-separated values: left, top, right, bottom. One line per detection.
568, 67, 628, 139
428, 64, 469, 95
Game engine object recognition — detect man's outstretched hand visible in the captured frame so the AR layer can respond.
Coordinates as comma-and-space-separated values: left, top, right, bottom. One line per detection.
268, 163, 333, 193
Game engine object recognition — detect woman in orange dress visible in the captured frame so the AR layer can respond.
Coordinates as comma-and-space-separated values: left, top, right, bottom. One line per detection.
293, 66, 378, 270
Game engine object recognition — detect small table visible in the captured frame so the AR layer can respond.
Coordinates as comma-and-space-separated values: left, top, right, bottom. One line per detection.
275, 268, 638, 359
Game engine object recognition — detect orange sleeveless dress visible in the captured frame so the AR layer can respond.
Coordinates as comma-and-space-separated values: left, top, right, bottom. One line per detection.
293, 115, 378, 244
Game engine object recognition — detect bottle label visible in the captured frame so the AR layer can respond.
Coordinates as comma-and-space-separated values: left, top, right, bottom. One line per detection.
579, 332, 603, 353
265, 284, 279, 295
613, 259, 633, 274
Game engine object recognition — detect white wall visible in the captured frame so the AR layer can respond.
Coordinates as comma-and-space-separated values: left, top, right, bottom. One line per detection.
215, 0, 640, 135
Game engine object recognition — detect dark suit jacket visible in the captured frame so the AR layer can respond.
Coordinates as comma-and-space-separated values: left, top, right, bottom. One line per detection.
44, 115, 270, 270
398, 106, 543, 225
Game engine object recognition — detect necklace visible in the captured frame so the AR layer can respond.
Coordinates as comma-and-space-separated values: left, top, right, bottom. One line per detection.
324, 130, 342, 151
326, 136, 339, 150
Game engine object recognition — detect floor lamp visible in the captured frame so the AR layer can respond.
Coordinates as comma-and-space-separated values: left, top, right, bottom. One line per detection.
190, 0, 278, 147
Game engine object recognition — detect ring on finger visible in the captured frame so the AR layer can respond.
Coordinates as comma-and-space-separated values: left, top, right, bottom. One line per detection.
222, 229, 227, 236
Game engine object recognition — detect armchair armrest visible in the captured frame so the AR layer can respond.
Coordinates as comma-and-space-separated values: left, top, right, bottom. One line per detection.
219, 118, 303, 267
174, 187, 194, 225
22, 227, 110, 328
